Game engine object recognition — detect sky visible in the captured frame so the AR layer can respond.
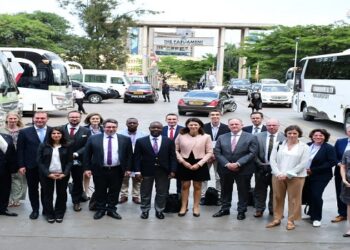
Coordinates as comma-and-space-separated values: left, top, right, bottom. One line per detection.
0, 0, 349, 56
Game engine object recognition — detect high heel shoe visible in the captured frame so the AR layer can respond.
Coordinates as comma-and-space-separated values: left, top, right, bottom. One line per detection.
193, 208, 200, 217
178, 209, 188, 217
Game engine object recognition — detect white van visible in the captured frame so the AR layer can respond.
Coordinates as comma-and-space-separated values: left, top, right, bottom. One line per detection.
70, 69, 130, 97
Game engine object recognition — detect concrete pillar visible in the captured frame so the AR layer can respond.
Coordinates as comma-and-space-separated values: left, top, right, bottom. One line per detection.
141, 25, 149, 75
216, 27, 225, 85
238, 28, 249, 79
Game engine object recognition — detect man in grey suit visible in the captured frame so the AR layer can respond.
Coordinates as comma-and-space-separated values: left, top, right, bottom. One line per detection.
213, 118, 258, 220
254, 118, 285, 218
84, 119, 133, 220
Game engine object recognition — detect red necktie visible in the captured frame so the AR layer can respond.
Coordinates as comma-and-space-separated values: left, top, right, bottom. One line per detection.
69, 127, 75, 138
169, 127, 174, 140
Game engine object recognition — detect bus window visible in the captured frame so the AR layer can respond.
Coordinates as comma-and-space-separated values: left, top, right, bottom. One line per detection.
85, 74, 107, 83
111, 77, 124, 85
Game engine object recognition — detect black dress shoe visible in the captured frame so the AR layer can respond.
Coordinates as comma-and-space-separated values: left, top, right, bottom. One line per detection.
73, 203, 82, 212
47, 215, 55, 224
343, 233, 350, 237
140, 211, 149, 219
213, 210, 230, 217
199, 197, 206, 205
237, 212, 246, 220
93, 210, 106, 220
29, 211, 39, 219
80, 192, 90, 202
0, 210, 18, 217
155, 211, 165, 219
107, 211, 122, 220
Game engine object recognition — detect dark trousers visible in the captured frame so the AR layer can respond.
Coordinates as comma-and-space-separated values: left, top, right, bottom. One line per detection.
162, 93, 170, 101
254, 171, 273, 213
221, 173, 251, 213
335, 166, 347, 217
26, 167, 44, 212
308, 178, 331, 221
140, 168, 169, 213
0, 171, 11, 212
75, 99, 86, 113
93, 167, 123, 212
71, 164, 84, 204
40, 174, 70, 217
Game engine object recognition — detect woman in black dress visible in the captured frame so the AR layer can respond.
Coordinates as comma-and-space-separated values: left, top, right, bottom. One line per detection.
175, 118, 213, 217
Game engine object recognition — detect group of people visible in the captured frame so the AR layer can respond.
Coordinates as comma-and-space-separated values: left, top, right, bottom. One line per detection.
0, 110, 350, 237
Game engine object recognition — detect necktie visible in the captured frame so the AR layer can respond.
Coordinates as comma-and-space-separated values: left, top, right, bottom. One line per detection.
69, 127, 75, 138
169, 127, 174, 140
231, 134, 237, 152
254, 127, 259, 134
107, 136, 112, 165
267, 135, 274, 161
153, 137, 159, 154
37, 128, 45, 143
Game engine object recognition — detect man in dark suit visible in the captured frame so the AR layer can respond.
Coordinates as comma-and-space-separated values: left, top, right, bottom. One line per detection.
162, 113, 183, 194
133, 121, 177, 219
254, 118, 285, 218
332, 126, 350, 222
242, 111, 267, 134
201, 110, 230, 205
213, 118, 258, 220
0, 133, 17, 217
84, 118, 132, 220
17, 111, 51, 219
62, 111, 90, 212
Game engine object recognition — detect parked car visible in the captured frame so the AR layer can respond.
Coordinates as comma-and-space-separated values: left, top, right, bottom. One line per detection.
247, 83, 262, 101
71, 80, 117, 104
227, 79, 251, 95
177, 90, 237, 116
124, 84, 159, 103
260, 78, 281, 84
260, 84, 293, 107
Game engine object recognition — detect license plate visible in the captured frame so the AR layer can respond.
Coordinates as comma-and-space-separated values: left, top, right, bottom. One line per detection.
133, 91, 143, 95
131, 95, 145, 98
189, 101, 204, 105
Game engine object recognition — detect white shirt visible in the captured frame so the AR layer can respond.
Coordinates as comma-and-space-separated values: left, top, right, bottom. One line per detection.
0, 134, 8, 154
67, 124, 80, 136
103, 133, 119, 166
231, 131, 242, 144
73, 89, 85, 99
150, 135, 162, 149
264, 132, 278, 162
49, 146, 62, 173
252, 125, 263, 134
34, 125, 47, 141
167, 126, 178, 138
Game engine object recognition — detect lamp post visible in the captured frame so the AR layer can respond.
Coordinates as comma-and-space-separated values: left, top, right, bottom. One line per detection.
293, 37, 300, 72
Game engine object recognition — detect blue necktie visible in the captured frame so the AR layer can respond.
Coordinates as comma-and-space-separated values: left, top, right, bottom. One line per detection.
153, 137, 159, 154
107, 136, 112, 165
37, 128, 45, 143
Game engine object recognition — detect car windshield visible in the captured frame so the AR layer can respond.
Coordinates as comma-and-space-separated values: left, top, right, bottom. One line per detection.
186, 91, 218, 98
260, 79, 280, 84
262, 86, 289, 92
231, 80, 250, 85
128, 84, 151, 91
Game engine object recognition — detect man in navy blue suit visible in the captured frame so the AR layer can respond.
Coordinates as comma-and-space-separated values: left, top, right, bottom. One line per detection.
0, 133, 17, 217
332, 126, 350, 223
17, 111, 51, 219
162, 113, 183, 194
133, 121, 177, 219
84, 118, 133, 220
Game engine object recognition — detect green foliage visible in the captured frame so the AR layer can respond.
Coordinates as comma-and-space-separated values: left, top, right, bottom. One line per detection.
240, 25, 350, 82
224, 43, 239, 82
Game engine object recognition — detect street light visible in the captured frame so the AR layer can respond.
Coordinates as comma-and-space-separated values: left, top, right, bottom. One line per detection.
293, 37, 300, 71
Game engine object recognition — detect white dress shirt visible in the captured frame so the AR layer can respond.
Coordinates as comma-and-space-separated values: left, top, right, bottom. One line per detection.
49, 146, 62, 173
103, 133, 119, 166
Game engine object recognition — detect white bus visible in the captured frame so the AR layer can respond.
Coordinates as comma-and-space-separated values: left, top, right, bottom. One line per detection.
0, 51, 20, 127
289, 49, 350, 130
0, 48, 74, 112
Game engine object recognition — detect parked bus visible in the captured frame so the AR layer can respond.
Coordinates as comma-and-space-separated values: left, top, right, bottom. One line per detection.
0, 48, 74, 112
288, 49, 350, 130
0, 51, 20, 127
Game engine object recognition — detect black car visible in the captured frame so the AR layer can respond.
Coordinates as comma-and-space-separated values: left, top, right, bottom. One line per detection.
71, 80, 117, 104
124, 84, 159, 103
177, 90, 237, 116
227, 79, 251, 95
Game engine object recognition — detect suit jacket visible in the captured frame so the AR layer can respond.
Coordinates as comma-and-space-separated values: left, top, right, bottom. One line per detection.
334, 137, 349, 163
0, 133, 16, 175
83, 133, 133, 176
214, 131, 258, 175
17, 126, 52, 169
162, 125, 183, 140
37, 143, 73, 177
203, 122, 230, 141
307, 142, 337, 181
84, 125, 104, 135
175, 133, 213, 167
242, 125, 267, 134
256, 131, 285, 166
62, 125, 90, 162
133, 135, 177, 176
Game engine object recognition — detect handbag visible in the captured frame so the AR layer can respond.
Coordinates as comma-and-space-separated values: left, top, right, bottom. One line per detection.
164, 193, 181, 213
203, 187, 219, 205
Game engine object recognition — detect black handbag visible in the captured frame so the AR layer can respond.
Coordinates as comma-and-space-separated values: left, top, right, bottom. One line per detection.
203, 187, 219, 206
164, 194, 181, 213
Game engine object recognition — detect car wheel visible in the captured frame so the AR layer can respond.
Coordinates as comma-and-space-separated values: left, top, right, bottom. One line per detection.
228, 102, 237, 112
88, 94, 102, 103
123, 98, 128, 103
179, 110, 186, 116
114, 91, 120, 98
220, 105, 225, 115
302, 105, 314, 121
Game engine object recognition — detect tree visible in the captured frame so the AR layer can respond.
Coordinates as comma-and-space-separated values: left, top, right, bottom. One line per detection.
240, 25, 350, 82
223, 43, 239, 82
58, 0, 158, 69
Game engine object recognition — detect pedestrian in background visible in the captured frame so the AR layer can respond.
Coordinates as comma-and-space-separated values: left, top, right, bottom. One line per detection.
162, 80, 170, 102
73, 87, 87, 114
2, 112, 27, 208
249, 89, 262, 113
